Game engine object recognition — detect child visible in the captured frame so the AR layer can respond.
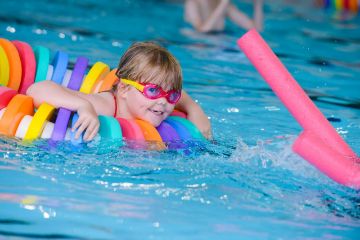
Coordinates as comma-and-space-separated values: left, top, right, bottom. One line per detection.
184, 0, 264, 33
26, 42, 212, 141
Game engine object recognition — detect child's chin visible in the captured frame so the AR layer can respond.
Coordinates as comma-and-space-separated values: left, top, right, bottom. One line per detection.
151, 119, 163, 127
144, 117, 162, 127
145, 113, 169, 127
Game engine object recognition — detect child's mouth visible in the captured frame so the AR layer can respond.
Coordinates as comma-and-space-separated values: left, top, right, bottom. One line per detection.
149, 109, 164, 116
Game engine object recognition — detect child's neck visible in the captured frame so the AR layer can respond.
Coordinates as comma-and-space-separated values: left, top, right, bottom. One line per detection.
115, 94, 132, 119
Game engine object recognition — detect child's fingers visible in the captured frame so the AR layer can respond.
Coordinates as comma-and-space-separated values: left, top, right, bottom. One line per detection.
72, 117, 83, 132
83, 125, 92, 141
83, 121, 97, 141
202, 129, 213, 140
86, 124, 99, 141
75, 120, 89, 139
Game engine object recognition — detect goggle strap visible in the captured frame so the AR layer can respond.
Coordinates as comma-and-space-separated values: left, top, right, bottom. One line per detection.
121, 78, 144, 91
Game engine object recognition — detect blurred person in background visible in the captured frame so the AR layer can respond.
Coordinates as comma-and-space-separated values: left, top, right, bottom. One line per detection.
184, 0, 264, 33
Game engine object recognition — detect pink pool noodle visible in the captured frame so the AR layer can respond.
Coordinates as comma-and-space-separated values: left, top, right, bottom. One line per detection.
237, 29, 359, 188
237, 29, 356, 157
293, 131, 360, 188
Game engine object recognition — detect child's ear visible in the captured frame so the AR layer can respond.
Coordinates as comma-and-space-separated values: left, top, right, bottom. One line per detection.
115, 82, 130, 98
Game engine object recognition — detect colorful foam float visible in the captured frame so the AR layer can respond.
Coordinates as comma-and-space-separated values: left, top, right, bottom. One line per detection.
0, 38, 205, 150
321, 0, 359, 13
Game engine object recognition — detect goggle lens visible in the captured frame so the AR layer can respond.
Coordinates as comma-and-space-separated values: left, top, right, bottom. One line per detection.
167, 91, 181, 104
144, 86, 162, 98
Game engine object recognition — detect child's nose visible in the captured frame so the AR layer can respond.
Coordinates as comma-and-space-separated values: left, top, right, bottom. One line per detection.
157, 97, 167, 105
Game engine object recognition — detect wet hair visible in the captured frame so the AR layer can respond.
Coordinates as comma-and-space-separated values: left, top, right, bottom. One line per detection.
115, 42, 182, 91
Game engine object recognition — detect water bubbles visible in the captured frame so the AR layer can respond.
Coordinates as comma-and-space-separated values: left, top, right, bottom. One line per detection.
33, 28, 47, 35
265, 106, 280, 111
58, 32, 66, 39
152, 222, 160, 228
6, 26, 16, 33
336, 128, 348, 135
23, 205, 36, 210
181, 195, 191, 201
71, 35, 78, 41
112, 41, 122, 47
39, 205, 56, 219
227, 107, 240, 113
220, 194, 228, 201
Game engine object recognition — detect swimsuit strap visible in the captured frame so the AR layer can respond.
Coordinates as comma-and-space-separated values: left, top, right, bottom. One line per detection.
113, 94, 117, 117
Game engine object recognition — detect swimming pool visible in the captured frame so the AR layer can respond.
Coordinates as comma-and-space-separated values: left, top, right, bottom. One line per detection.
0, 0, 359, 239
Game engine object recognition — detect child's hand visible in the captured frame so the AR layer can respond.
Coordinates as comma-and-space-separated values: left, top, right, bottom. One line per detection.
72, 101, 100, 141
186, 104, 212, 140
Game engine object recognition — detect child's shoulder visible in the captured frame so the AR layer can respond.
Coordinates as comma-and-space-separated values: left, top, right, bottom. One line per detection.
85, 91, 116, 116
95, 91, 115, 107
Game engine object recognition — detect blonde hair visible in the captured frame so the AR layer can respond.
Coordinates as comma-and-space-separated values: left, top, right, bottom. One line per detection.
115, 42, 182, 91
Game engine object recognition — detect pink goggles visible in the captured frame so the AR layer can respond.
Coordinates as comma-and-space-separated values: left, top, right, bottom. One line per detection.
122, 79, 181, 104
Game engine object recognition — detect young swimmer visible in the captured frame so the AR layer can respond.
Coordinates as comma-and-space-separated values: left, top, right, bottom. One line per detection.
26, 42, 212, 141
184, 0, 264, 33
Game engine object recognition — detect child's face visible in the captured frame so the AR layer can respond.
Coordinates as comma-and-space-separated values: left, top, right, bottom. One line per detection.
121, 87, 176, 127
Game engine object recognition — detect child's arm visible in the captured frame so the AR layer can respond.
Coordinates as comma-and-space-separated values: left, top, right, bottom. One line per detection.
185, 0, 230, 33
26, 80, 114, 141
226, 0, 264, 31
175, 90, 212, 139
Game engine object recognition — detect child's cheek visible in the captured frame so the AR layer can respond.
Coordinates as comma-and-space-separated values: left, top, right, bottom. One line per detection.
168, 104, 175, 112
165, 104, 175, 115
132, 90, 148, 106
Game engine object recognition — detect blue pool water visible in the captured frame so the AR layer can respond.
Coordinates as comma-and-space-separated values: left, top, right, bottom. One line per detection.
1, 0, 360, 239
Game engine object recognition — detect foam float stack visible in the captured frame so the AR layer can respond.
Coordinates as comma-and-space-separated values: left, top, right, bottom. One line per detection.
321, 0, 359, 13
0, 38, 205, 150
237, 29, 360, 189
